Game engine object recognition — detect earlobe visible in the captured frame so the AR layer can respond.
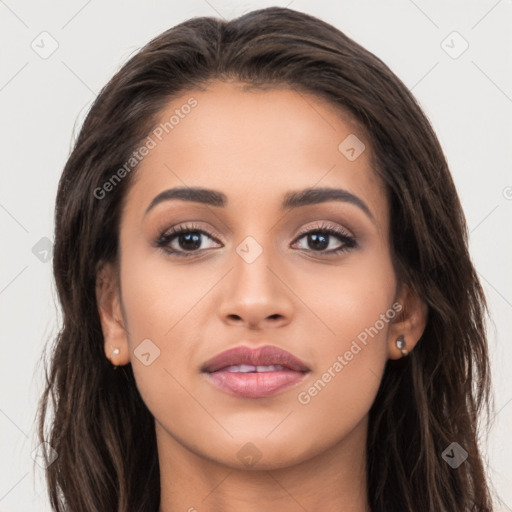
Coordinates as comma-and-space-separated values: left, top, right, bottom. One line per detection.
387, 283, 428, 360
395, 335, 409, 356
95, 261, 130, 366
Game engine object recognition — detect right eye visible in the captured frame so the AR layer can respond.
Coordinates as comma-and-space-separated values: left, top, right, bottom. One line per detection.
156, 223, 222, 257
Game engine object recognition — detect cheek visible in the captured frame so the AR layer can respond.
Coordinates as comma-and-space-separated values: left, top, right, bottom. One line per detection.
119, 248, 208, 340
117, 251, 206, 424
292, 251, 396, 416
295, 243, 396, 351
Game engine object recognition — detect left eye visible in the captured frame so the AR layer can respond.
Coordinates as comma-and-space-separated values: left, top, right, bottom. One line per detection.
292, 226, 356, 255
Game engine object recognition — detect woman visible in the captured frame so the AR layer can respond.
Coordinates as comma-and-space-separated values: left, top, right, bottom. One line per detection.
37, 6, 494, 511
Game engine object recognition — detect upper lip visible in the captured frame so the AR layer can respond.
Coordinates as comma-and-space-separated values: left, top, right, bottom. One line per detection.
201, 345, 310, 373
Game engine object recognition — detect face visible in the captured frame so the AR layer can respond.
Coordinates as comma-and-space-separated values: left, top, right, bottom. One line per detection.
99, 80, 419, 471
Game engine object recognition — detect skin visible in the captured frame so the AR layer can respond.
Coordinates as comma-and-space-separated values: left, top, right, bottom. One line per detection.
96, 81, 426, 512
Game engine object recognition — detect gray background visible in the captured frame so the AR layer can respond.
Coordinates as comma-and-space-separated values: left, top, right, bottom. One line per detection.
1, 0, 511, 510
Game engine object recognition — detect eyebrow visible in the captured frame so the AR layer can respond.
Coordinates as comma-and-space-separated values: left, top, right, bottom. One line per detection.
145, 186, 374, 221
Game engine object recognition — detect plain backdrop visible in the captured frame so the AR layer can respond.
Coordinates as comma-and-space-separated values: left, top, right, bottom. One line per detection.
1, 0, 511, 510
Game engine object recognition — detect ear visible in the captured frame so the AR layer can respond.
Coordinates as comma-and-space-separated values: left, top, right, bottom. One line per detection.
387, 283, 428, 360
95, 260, 130, 366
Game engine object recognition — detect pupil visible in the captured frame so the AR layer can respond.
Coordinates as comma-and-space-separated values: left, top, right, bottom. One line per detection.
179, 232, 201, 250
309, 233, 328, 250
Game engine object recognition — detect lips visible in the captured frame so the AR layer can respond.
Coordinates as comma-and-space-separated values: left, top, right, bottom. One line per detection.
201, 345, 310, 373
201, 345, 311, 398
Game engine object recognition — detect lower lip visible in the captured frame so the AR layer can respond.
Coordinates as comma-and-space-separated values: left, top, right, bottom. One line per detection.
204, 370, 309, 398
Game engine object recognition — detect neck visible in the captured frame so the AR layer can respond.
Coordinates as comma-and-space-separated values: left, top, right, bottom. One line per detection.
156, 417, 371, 512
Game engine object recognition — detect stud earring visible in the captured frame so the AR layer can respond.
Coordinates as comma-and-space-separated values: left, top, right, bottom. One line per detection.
396, 335, 409, 356
109, 346, 120, 369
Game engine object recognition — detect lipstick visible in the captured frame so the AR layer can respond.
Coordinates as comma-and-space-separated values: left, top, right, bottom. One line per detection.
201, 345, 310, 398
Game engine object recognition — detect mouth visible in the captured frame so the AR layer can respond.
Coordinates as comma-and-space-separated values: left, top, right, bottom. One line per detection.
201, 345, 311, 398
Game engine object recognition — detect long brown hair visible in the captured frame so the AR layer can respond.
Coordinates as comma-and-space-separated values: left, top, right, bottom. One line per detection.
36, 7, 494, 511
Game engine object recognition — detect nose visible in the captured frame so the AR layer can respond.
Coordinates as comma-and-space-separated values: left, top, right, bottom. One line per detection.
218, 241, 294, 330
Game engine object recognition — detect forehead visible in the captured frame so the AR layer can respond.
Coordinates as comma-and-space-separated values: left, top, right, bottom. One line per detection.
122, 81, 387, 223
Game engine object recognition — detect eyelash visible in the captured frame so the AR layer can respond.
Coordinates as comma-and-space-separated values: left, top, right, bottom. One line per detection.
155, 222, 357, 258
